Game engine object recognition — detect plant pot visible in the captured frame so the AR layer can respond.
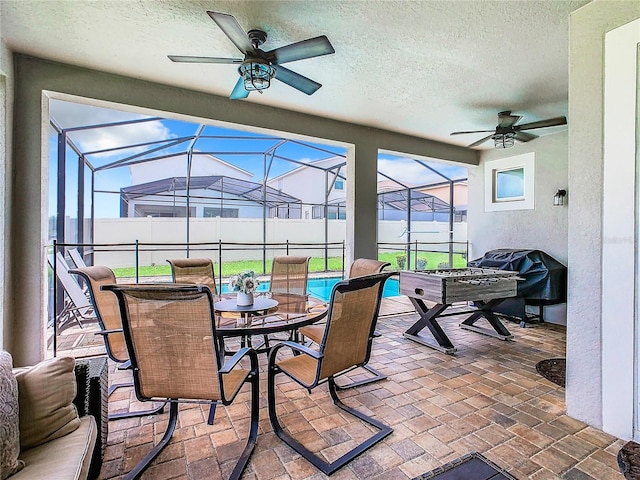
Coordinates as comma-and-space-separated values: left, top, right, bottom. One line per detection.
236, 292, 254, 306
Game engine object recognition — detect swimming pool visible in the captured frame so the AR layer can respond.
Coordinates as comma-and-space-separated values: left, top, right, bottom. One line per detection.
221, 276, 399, 302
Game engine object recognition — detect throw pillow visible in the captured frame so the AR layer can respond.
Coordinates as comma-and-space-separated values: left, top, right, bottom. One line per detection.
14, 356, 80, 450
0, 351, 24, 479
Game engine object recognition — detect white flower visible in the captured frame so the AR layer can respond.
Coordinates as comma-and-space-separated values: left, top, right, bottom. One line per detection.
228, 270, 260, 293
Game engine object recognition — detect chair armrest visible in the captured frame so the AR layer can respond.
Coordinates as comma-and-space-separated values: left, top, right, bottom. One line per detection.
94, 328, 123, 336
279, 340, 323, 360
220, 347, 257, 374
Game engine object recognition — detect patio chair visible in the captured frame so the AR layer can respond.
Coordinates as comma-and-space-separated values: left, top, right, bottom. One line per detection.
298, 258, 391, 389
49, 252, 96, 331
166, 257, 217, 294
103, 283, 259, 480
69, 265, 166, 420
267, 272, 393, 475
266, 255, 311, 345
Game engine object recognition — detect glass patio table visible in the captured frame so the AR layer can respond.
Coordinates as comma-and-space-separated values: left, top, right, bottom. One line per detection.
213, 293, 328, 353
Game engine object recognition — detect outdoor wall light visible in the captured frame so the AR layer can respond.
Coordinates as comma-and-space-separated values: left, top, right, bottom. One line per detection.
553, 189, 567, 206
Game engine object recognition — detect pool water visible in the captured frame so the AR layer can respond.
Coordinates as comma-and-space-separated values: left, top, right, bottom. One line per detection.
221, 276, 399, 302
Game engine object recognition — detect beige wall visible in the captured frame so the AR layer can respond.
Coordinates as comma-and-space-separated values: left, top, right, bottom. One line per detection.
567, 1, 640, 435
7, 54, 476, 364
467, 130, 568, 325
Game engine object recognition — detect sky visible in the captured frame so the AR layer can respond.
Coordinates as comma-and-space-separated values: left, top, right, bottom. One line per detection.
49, 99, 467, 219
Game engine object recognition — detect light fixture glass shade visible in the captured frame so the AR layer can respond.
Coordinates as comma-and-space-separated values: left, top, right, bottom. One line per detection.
553, 189, 567, 206
239, 61, 276, 91
493, 133, 515, 149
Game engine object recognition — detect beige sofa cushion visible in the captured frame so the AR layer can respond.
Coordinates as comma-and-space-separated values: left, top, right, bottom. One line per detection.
12, 416, 97, 480
14, 357, 80, 450
0, 352, 24, 479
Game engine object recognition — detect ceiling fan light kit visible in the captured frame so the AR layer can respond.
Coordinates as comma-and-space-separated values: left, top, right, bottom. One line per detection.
493, 133, 515, 149
450, 110, 568, 149
169, 11, 335, 100
239, 60, 275, 92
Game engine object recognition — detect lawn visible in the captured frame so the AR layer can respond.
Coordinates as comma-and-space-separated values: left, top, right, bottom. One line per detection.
112, 251, 467, 279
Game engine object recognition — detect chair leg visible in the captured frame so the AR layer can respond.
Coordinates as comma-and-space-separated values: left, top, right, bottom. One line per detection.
268, 365, 392, 476
334, 364, 387, 390
124, 401, 178, 480
108, 381, 166, 420
228, 355, 260, 480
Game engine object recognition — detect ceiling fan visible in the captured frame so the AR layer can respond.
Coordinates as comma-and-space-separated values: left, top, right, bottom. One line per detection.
169, 11, 335, 100
450, 111, 568, 148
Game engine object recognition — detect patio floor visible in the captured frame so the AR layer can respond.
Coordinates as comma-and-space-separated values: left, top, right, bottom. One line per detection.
57, 297, 626, 480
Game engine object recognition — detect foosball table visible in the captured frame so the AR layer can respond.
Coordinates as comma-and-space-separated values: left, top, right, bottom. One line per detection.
399, 268, 521, 354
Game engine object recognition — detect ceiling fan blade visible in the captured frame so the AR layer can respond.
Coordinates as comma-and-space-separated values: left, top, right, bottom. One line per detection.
266, 35, 335, 65
207, 11, 253, 54
497, 113, 522, 128
515, 131, 538, 143
168, 55, 242, 64
450, 130, 495, 136
516, 116, 567, 130
274, 66, 322, 95
467, 134, 495, 148
229, 77, 250, 100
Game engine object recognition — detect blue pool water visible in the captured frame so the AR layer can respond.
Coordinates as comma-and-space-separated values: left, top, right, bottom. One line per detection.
221, 276, 399, 302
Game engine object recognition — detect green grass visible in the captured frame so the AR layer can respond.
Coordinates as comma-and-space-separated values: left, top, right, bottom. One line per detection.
112, 251, 467, 279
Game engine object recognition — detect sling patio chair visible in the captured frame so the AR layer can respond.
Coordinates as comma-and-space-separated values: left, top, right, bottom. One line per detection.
298, 258, 391, 389
49, 252, 96, 331
69, 265, 166, 420
103, 283, 259, 480
166, 257, 218, 294
68, 247, 88, 268
264, 255, 311, 346
267, 272, 393, 475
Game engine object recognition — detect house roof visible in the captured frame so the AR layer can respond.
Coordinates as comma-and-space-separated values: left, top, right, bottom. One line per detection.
120, 175, 302, 207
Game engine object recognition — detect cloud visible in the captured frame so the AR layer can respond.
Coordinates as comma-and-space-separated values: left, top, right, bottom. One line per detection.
377, 157, 466, 186
50, 99, 175, 156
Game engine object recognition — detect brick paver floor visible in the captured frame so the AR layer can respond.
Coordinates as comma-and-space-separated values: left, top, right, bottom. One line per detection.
84, 298, 624, 480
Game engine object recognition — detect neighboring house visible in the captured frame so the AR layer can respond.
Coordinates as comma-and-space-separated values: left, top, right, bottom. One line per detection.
266, 156, 346, 219
121, 152, 303, 219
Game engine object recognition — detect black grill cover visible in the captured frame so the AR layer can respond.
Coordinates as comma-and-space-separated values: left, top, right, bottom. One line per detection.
468, 249, 567, 304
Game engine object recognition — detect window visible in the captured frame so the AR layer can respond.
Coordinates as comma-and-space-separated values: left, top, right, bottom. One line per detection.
494, 167, 524, 202
484, 153, 535, 212
203, 207, 239, 218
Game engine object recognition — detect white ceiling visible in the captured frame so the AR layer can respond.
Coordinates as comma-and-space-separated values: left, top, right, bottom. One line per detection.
1, 0, 588, 149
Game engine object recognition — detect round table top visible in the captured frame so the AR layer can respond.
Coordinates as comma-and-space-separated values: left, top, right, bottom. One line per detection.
214, 293, 328, 337
214, 297, 279, 313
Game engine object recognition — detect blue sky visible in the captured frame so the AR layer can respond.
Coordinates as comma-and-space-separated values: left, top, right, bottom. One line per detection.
49, 99, 467, 219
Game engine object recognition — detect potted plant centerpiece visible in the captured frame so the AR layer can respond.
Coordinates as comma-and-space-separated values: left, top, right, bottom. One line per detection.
229, 270, 260, 306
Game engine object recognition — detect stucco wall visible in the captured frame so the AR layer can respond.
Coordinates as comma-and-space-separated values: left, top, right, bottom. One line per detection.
0, 24, 14, 350
567, 1, 640, 435
467, 131, 568, 324
8, 55, 477, 364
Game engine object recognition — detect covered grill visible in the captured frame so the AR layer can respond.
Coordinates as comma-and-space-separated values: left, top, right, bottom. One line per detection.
467, 249, 567, 323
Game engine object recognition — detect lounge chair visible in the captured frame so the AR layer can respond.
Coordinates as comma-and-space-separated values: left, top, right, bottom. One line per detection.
103, 283, 259, 480
49, 252, 95, 331
267, 272, 393, 475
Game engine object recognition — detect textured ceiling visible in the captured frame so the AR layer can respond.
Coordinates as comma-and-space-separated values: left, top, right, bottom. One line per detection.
1, 0, 588, 149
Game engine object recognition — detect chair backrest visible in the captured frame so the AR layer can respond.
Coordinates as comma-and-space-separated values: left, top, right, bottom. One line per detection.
69, 265, 129, 364
348, 258, 391, 278
167, 258, 217, 294
317, 272, 392, 381
269, 256, 310, 296
103, 284, 226, 402
68, 248, 88, 268
51, 252, 93, 313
